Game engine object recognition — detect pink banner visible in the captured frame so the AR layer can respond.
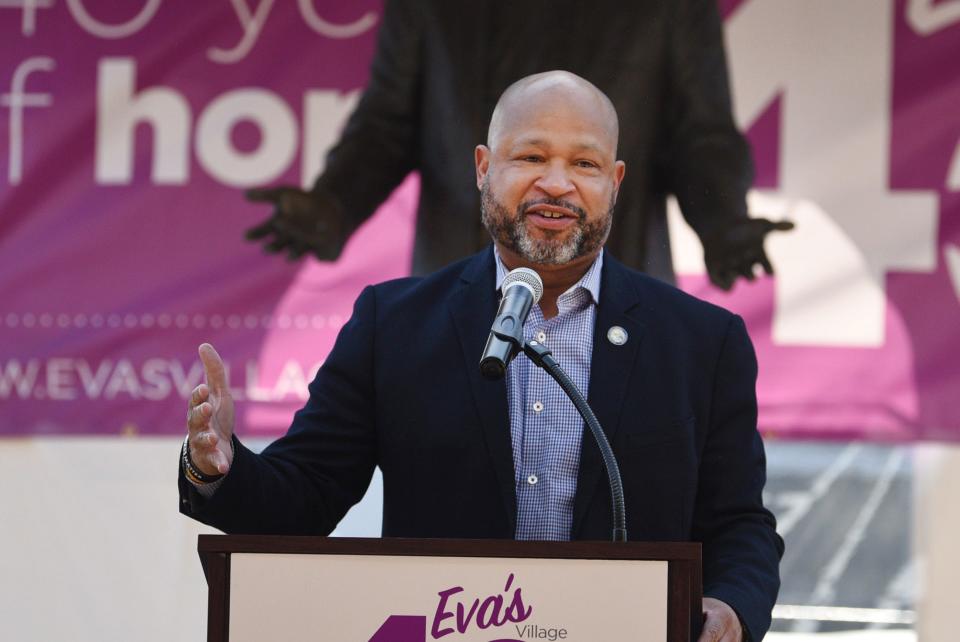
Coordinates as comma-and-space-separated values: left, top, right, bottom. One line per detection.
0, 1, 416, 436
1, 1, 958, 440
688, 0, 960, 441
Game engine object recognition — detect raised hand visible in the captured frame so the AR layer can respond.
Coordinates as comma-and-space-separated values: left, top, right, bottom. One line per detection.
702, 217, 794, 291
186, 343, 235, 476
244, 186, 351, 261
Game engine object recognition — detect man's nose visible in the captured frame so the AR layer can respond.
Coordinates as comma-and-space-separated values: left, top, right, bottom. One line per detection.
534, 160, 575, 197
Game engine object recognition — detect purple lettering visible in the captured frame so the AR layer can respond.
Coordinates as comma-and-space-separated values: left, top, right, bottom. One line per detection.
506, 585, 533, 623
476, 593, 505, 629
430, 574, 532, 639
430, 586, 463, 638
456, 597, 480, 633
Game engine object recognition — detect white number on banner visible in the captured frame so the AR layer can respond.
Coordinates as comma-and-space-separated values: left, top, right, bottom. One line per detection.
948, 140, 960, 191
670, 0, 939, 347
947, 244, 960, 301
907, 0, 960, 35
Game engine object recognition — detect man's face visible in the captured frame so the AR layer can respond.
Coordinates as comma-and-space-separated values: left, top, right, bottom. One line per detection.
476, 95, 625, 266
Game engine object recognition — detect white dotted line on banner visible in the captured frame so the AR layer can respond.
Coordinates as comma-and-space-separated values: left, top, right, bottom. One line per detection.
0, 313, 346, 331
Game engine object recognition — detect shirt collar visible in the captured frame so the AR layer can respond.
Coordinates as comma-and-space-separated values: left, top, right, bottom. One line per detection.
493, 246, 603, 305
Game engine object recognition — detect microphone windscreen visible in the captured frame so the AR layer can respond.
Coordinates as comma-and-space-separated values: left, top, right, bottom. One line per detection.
502, 267, 543, 303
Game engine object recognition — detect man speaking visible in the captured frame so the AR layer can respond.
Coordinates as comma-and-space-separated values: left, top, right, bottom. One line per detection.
179, 71, 783, 641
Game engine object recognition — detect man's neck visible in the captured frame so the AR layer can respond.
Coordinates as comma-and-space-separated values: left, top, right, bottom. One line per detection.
495, 243, 599, 319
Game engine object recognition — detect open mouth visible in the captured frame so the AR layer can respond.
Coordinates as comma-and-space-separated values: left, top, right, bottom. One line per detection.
524, 207, 579, 232
524, 204, 579, 220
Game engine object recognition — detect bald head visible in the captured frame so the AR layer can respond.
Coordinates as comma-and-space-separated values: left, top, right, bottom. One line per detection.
475, 70, 626, 270
486, 71, 620, 153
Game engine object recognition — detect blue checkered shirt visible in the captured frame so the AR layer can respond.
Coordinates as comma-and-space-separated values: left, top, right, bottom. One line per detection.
495, 249, 603, 541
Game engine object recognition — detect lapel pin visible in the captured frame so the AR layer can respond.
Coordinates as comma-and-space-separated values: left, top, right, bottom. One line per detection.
607, 325, 628, 346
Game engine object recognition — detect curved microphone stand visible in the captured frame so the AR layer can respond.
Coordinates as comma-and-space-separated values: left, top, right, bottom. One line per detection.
519, 339, 628, 543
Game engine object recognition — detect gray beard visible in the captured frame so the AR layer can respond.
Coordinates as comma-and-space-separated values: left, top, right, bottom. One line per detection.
480, 179, 613, 265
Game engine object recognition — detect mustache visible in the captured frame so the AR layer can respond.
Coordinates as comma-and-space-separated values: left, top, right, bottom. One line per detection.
517, 198, 586, 221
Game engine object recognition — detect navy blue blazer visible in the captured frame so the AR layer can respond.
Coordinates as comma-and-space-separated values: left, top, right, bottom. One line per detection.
179, 247, 782, 639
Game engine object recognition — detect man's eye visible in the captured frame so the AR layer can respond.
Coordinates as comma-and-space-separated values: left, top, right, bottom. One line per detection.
522, 156, 543, 162
577, 160, 599, 169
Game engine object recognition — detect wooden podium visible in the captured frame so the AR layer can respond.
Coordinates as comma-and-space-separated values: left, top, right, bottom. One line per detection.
198, 535, 702, 641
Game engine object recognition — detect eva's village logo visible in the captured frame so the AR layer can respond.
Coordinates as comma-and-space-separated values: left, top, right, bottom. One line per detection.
368, 573, 570, 641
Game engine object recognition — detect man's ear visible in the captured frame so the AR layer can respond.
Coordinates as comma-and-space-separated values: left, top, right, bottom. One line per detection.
475, 145, 490, 189
612, 160, 626, 200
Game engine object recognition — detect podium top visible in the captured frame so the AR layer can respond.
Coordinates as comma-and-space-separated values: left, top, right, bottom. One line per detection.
197, 535, 702, 641
198, 534, 701, 561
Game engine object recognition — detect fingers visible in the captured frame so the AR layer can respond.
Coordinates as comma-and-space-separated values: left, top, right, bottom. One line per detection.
193, 427, 218, 450
198, 343, 228, 394
697, 600, 741, 642
707, 259, 737, 291
187, 425, 227, 476
708, 247, 777, 289
187, 382, 212, 438
711, 274, 735, 291
696, 610, 720, 642
245, 188, 302, 247
245, 187, 289, 203
189, 383, 209, 407
244, 219, 275, 240
248, 223, 307, 258
285, 243, 309, 261
705, 217, 789, 290
759, 253, 774, 276
186, 401, 228, 474
185, 349, 234, 476
752, 217, 794, 233
186, 404, 221, 474
265, 235, 294, 253
187, 400, 212, 432
243, 216, 296, 258
769, 218, 795, 232
707, 268, 736, 291
740, 250, 774, 279
244, 187, 343, 260
209, 450, 230, 475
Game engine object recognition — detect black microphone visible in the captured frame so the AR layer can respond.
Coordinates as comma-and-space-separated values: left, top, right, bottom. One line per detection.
479, 267, 544, 380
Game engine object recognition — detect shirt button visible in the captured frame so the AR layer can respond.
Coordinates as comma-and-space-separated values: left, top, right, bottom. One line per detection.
527, 474, 539, 485
536, 331, 547, 343
532, 401, 544, 413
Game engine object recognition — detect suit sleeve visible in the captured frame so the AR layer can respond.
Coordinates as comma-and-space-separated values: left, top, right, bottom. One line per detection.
178, 287, 379, 535
312, 0, 423, 230
662, 0, 754, 240
693, 314, 784, 641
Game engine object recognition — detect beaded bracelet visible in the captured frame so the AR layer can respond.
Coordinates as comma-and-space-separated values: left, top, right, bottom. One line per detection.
181, 435, 224, 484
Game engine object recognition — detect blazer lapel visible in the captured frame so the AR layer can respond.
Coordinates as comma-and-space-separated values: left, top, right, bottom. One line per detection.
448, 248, 517, 534
572, 255, 645, 538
